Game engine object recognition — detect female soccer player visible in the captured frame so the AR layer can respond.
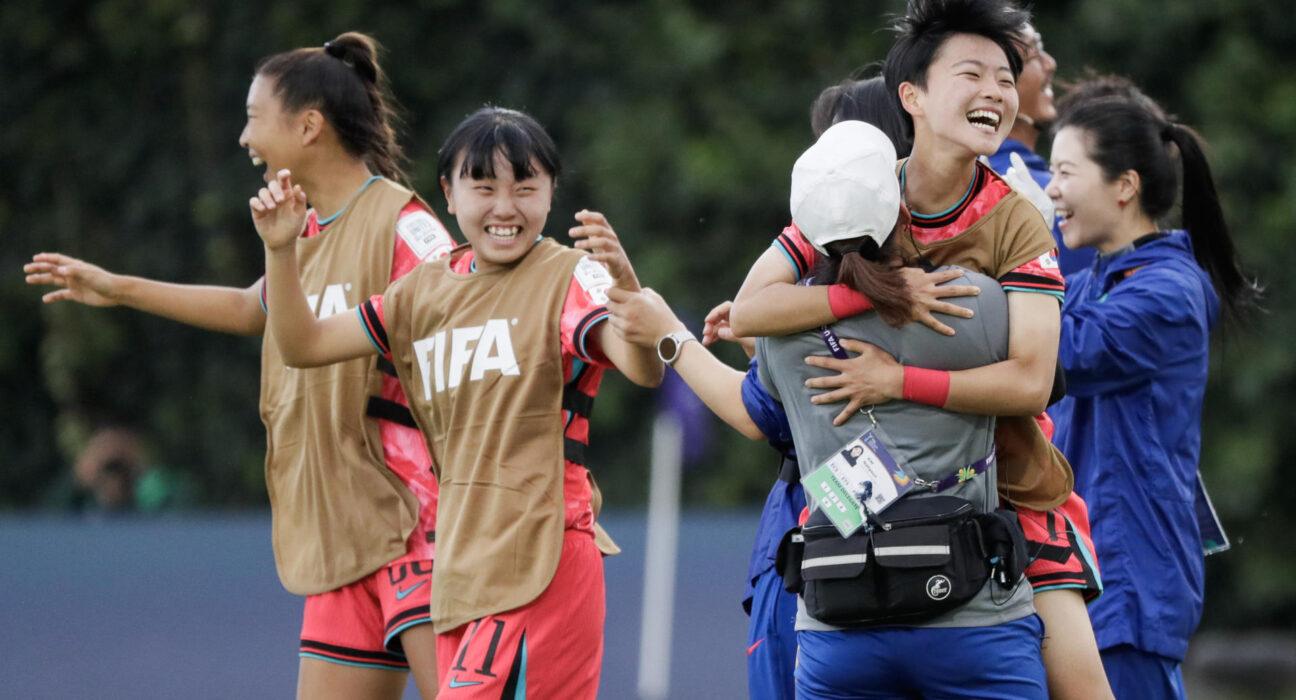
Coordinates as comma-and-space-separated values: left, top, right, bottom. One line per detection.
1047, 91, 1259, 699
26, 33, 451, 699
251, 107, 663, 698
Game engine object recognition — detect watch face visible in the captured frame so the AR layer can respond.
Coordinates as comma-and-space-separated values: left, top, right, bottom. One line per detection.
657, 336, 678, 364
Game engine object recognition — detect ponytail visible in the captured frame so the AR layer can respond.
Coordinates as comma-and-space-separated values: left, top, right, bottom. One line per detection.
814, 237, 913, 327
256, 32, 409, 183
1164, 123, 1261, 322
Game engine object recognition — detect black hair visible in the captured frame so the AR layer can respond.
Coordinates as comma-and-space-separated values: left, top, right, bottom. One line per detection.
810, 74, 914, 157
436, 107, 562, 184
883, 0, 1031, 135
1056, 71, 1167, 122
256, 32, 408, 183
1055, 96, 1260, 323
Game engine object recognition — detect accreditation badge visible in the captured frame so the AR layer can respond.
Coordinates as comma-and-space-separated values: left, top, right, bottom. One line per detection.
802, 415, 918, 538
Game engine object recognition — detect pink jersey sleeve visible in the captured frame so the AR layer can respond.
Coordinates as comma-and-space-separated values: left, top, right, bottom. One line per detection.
771, 223, 821, 282
390, 200, 455, 282
561, 257, 614, 368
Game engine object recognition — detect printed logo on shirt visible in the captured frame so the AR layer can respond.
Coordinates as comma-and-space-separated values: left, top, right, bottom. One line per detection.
307, 283, 352, 319
412, 318, 520, 399
1038, 251, 1060, 270
573, 256, 613, 305
397, 210, 454, 261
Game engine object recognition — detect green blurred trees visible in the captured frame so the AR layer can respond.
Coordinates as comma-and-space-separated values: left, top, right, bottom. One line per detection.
3, 0, 1293, 628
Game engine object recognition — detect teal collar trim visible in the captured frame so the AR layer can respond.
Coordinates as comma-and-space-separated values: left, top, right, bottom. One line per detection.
316, 175, 383, 227
900, 162, 977, 220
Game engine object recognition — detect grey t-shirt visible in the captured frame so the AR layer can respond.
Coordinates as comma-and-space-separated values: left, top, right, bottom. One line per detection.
756, 267, 1034, 631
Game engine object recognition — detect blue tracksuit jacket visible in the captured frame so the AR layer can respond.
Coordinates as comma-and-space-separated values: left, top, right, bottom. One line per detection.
1050, 231, 1218, 662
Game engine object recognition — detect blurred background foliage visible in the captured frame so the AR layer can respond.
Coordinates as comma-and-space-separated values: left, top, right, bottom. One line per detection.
4, 0, 1293, 634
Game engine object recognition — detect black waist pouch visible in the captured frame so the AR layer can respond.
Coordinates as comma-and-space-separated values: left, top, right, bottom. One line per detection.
798, 496, 991, 627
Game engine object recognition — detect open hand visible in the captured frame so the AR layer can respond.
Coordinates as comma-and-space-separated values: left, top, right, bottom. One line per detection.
250, 169, 308, 250
24, 253, 121, 306
702, 300, 755, 358
901, 267, 980, 336
570, 210, 640, 291
803, 338, 902, 426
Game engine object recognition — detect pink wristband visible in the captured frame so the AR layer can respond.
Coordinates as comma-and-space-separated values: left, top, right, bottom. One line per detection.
902, 366, 951, 407
827, 283, 874, 320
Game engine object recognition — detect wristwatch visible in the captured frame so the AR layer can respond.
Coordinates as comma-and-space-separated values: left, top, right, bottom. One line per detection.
656, 330, 698, 366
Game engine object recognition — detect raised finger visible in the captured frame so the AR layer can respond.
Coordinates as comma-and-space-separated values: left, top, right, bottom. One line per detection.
804, 374, 848, 390
922, 268, 965, 286
569, 226, 613, 246
249, 197, 266, 214
928, 300, 974, 319
257, 189, 277, 210
267, 179, 285, 203
916, 313, 957, 337
574, 210, 609, 227
32, 253, 73, 265
930, 284, 980, 299
832, 398, 867, 427
808, 387, 852, 405
704, 301, 732, 325
804, 355, 848, 371
836, 338, 879, 354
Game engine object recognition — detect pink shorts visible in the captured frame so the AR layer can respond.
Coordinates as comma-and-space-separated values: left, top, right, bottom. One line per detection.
299, 558, 434, 670
436, 530, 604, 698
1018, 492, 1103, 601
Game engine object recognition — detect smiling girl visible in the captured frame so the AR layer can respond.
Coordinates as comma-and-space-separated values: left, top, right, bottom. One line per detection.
26, 33, 453, 699
252, 107, 663, 698
1047, 92, 1258, 699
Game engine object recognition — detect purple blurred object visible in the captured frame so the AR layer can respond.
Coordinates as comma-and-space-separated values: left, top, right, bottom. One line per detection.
658, 367, 712, 467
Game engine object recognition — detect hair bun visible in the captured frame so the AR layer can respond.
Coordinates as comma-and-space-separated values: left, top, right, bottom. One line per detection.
323, 34, 378, 84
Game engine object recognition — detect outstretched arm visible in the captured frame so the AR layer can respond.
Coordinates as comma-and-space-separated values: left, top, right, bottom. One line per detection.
805, 292, 1060, 424
25, 253, 267, 336
606, 288, 764, 440
253, 170, 376, 368
569, 210, 664, 388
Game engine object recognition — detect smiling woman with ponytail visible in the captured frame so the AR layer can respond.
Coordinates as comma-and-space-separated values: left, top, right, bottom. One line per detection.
257, 31, 408, 183
1046, 86, 1260, 699
25, 31, 454, 700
